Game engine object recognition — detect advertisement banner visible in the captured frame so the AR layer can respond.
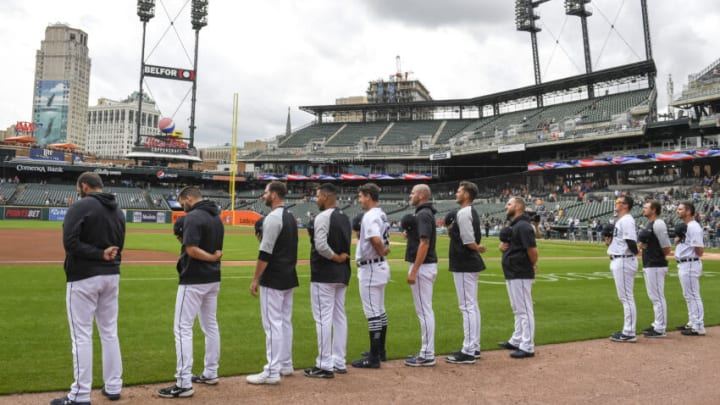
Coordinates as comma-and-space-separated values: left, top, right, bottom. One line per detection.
33, 80, 69, 145
30, 148, 65, 162
5, 208, 42, 220
132, 211, 167, 223
49, 208, 68, 221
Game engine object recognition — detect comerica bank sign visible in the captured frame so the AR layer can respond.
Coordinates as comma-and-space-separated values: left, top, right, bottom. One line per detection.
15, 165, 64, 173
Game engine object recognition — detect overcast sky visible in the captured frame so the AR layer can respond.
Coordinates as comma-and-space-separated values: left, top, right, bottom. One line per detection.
0, 0, 717, 148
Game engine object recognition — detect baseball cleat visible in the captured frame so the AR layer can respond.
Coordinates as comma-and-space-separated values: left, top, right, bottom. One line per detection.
446, 351, 476, 364
510, 350, 535, 359
675, 324, 692, 331
361, 351, 387, 361
303, 367, 334, 379
246, 372, 281, 385
497, 341, 519, 351
474, 350, 481, 359
404, 355, 436, 367
49, 397, 90, 405
280, 367, 294, 376
681, 328, 706, 336
643, 329, 667, 338
333, 367, 348, 374
157, 385, 194, 398
609, 332, 637, 343
101, 387, 121, 400
351, 357, 380, 369
191, 374, 219, 385
642, 326, 655, 334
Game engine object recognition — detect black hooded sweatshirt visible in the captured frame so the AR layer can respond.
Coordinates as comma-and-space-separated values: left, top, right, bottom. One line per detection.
63, 192, 126, 282
178, 200, 224, 284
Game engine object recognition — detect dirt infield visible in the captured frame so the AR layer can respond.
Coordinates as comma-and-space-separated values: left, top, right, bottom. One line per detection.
1, 228, 718, 403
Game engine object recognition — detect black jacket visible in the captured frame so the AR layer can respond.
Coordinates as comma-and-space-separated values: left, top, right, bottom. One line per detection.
449, 206, 486, 272
63, 192, 125, 282
259, 207, 299, 290
501, 215, 537, 280
308, 208, 352, 284
405, 203, 438, 264
178, 200, 224, 284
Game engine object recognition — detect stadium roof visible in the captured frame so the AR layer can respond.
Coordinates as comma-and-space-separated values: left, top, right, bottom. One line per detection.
300, 60, 657, 116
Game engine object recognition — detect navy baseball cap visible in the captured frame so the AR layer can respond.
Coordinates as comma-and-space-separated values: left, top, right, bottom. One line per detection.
444, 209, 457, 227
352, 213, 363, 232
400, 213, 416, 233
254, 217, 264, 237
499, 226, 513, 243
173, 217, 185, 237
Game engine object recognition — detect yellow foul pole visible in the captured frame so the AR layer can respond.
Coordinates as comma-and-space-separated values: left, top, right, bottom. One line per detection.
229, 93, 239, 217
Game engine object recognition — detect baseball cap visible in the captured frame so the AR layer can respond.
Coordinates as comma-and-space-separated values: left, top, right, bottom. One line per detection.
173, 217, 185, 237
352, 213, 363, 232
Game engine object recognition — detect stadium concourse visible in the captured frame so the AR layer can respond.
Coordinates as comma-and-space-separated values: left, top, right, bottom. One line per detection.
2, 170, 720, 246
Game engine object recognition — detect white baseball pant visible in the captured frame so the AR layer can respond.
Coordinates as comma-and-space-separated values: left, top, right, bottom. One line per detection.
174, 282, 220, 388
610, 257, 637, 336
505, 278, 535, 353
453, 272, 481, 356
678, 261, 705, 332
310, 282, 347, 371
357, 261, 390, 319
642, 267, 668, 333
65, 274, 123, 403
409, 263, 437, 359
260, 286, 294, 378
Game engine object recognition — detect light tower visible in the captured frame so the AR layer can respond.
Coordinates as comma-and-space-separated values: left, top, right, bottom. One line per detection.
515, 0, 550, 107
135, 0, 155, 148
565, 0, 594, 98
189, 0, 208, 150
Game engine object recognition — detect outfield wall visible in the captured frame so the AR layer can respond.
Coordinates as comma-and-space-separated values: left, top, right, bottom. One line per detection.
0, 206, 262, 225
0, 206, 171, 223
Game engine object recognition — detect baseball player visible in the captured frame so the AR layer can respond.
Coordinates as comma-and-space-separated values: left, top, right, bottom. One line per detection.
638, 200, 671, 338
247, 181, 299, 384
53, 172, 125, 405
605, 195, 639, 343
158, 186, 224, 399
446, 181, 486, 365
675, 201, 706, 336
498, 197, 538, 359
404, 184, 438, 367
351, 183, 390, 369
304, 183, 352, 378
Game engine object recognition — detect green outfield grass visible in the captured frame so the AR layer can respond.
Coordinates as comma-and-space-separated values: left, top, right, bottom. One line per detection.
0, 221, 718, 394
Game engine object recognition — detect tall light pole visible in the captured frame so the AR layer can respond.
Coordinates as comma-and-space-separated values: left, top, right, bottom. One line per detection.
565, 0, 594, 98
135, 0, 155, 148
515, 0, 550, 107
189, 0, 208, 153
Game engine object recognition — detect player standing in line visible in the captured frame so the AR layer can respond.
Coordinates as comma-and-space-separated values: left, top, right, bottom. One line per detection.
351, 183, 391, 369
498, 197, 538, 359
158, 186, 224, 399
52, 172, 125, 405
638, 200, 671, 338
247, 181, 299, 384
404, 184, 438, 367
605, 195, 639, 343
304, 183, 352, 378
675, 201, 706, 336
446, 181, 486, 365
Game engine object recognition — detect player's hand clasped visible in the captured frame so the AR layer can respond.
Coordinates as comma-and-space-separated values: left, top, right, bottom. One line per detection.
103, 246, 119, 261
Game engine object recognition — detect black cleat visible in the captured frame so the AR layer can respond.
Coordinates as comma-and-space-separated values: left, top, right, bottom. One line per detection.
498, 341, 519, 351
304, 367, 334, 378
101, 388, 121, 401
351, 357, 380, 369
510, 350, 535, 359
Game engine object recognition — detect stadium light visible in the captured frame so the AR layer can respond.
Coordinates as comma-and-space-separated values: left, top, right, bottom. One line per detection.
191, 0, 208, 30
137, 0, 155, 22
564, 0, 592, 17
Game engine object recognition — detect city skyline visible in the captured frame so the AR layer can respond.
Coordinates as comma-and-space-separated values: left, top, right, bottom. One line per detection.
0, 0, 718, 148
